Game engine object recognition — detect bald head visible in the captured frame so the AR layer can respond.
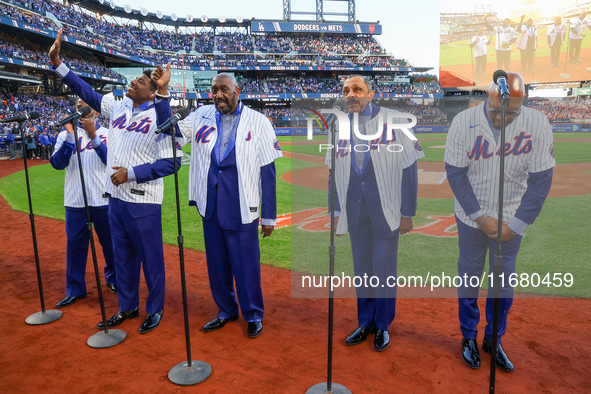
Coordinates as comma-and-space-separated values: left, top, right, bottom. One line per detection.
213, 72, 238, 87
487, 71, 526, 129
488, 71, 526, 99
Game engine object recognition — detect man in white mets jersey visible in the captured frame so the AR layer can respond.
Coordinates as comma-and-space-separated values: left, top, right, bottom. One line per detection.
50, 99, 117, 308
445, 72, 554, 372
328, 76, 423, 352
469, 27, 490, 84
50, 29, 181, 334
485, 15, 518, 71
170, 73, 282, 339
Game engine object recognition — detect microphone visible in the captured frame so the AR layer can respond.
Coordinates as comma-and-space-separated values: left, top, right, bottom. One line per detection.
154, 107, 191, 135
0, 111, 40, 123
324, 98, 347, 128
58, 106, 91, 126
493, 70, 510, 98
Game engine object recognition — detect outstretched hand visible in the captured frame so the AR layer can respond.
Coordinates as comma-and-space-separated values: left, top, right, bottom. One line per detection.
49, 28, 63, 67
151, 62, 172, 95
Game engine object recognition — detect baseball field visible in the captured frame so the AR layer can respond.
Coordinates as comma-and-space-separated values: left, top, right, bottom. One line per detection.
0, 132, 590, 392
440, 27, 591, 85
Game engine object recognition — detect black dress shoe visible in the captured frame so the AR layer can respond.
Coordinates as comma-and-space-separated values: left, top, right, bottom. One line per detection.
345, 326, 376, 346
482, 338, 514, 372
97, 308, 139, 329
55, 294, 87, 308
202, 315, 239, 332
106, 283, 118, 294
139, 311, 163, 334
461, 338, 481, 369
247, 321, 263, 338
374, 329, 391, 352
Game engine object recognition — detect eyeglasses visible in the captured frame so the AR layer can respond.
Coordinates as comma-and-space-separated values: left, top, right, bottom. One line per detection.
488, 108, 520, 118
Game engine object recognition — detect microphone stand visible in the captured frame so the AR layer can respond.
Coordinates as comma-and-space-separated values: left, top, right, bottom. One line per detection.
75, 123, 126, 348
165, 118, 212, 385
470, 45, 475, 85
489, 97, 508, 393
307, 120, 350, 394
19, 119, 62, 325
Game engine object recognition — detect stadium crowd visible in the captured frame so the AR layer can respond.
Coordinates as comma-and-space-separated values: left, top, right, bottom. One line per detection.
3, 0, 415, 71
527, 97, 591, 121
0, 39, 124, 79
0, 92, 75, 130
0, 92, 79, 159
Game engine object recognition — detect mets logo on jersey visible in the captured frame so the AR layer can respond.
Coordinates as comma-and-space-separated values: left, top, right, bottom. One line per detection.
273, 138, 281, 151
195, 125, 215, 143
468, 132, 532, 160
549, 143, 554, 158
112, 114, 152, 134
246, 131, 252, 141
414, 140, 423, 151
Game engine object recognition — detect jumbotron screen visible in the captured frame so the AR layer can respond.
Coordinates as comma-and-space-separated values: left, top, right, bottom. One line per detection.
440, 0, 591, 87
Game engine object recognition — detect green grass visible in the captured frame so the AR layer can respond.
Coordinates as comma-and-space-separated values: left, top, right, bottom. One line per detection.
291, 195, 591, 298
1, 137, 589, 297
554, 140, 591, 164
553, 132, 591, 139
280, 133, 591, 164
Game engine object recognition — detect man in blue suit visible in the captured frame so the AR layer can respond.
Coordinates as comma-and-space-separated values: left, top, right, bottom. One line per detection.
174, 73, 283, 339
330, 75, 423, 351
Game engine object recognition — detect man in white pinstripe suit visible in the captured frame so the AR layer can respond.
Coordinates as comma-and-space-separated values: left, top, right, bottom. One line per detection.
174, 73, 282, 339
445, 72, 554, 372
50, 29, 180, 334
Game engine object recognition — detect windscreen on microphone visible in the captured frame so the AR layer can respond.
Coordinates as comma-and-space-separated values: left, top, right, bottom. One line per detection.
78, 106, 92, 117
493, 70, 508, 85
333, 98, 347, 111
175, 107, 191, 120
27, 111, 40, 120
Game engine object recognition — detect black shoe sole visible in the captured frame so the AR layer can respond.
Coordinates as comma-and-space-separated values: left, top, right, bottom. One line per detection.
96, 310, 139, 330
248, 327, 263, 338
375, 340, 391, 352
461, 355, 480, 369
346, 337, 368, 346
202, 315, 239, 332
139, 321, 161, 334
55, 294, 87, 308
482, 342, 514, 372
139, 312, 163, 334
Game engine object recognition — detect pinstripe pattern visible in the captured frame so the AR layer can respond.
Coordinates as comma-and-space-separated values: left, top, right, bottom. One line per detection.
444, 104, 555, 228
102, 97, 181, 204
53, 127, 110, 208
178, 104, 282, 224
326, 107, 425, 234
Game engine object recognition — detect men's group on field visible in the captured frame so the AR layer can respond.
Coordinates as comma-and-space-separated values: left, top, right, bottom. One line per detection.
46, 28, 554, 373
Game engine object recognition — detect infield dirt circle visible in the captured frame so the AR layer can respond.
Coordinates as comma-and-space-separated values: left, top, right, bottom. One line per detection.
1, 159, 590, 393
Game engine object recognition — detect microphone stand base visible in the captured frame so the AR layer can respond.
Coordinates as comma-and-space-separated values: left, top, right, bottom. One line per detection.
87, 329, 126, 348
168, 361, 212, 386
306, 382, 352, 394
25, 309, 62, 325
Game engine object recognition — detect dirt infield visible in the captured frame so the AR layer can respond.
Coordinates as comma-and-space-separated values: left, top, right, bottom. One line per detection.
1, 159, 590, 393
